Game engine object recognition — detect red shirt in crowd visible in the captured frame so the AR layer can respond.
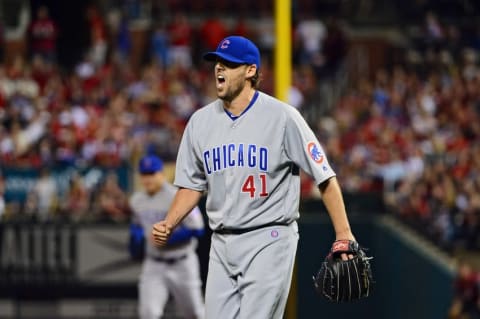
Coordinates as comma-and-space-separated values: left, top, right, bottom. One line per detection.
200, 17, 227, 50
29, 16, 57, 53
168, 13, 192, 46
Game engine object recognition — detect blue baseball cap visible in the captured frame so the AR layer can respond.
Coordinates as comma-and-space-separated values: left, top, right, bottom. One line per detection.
138, 155, 163, 174
203, 36, 261, 69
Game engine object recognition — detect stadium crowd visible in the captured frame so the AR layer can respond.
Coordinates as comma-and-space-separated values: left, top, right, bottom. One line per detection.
450, 261, 480, 319
0, 1, 479, 317
323, 51, 480, 253
0, 1, 479, 253
0, 1, 480, 238
0, 2, 347, 223
0, 0, 479, 246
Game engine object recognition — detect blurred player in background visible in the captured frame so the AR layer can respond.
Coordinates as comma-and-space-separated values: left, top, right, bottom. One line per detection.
152, 36, 357, 319
129, 154, 205, 319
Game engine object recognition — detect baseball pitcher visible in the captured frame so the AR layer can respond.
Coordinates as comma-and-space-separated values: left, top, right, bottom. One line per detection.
152, 36, 361, 319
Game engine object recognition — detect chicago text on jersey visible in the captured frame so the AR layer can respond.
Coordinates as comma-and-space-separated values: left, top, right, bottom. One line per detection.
203, 143, 268, 174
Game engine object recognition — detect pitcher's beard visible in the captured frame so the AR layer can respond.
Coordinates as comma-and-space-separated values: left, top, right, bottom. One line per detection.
218, 81, 245, 103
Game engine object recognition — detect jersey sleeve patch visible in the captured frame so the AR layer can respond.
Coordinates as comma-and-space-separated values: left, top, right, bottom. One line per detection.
306, 142, 324, 164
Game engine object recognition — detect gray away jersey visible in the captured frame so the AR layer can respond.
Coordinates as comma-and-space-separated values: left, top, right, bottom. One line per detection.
129, 182, 204, 258
174, 91, 336, 231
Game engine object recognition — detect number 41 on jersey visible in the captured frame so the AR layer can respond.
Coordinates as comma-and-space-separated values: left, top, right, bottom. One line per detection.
241, 174, 268, 198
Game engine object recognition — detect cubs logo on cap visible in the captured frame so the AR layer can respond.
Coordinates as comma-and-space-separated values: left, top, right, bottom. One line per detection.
203, 36, 261, 69
307, 142, 324, 164
220, 39, 230, 49
138, 154, 164, 174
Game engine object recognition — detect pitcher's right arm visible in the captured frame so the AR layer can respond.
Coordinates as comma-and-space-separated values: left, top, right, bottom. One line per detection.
152, 188, 203, 246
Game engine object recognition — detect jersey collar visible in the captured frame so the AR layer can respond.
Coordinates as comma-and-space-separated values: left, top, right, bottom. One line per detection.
224, 91, 259, 121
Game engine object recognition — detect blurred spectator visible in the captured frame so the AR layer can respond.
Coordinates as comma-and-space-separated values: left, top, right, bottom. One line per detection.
113, 12, 132, 64
444, 25, 462, 59
37, 137, 54, 165
462, 48, 479, 81
10, 110, 50, 160
59, 172, 90, 221
1, 0, 30, 61
199, 13, 227, 51
322, 18, 348, 77
231, 16, 250, 39
0, 125, 14, 162
288, 84, 305, 109
28, 5, 58, 63
253, 12, 275, 56
31, 167, 57, 221
86, 4, 108, 67
122, 0, 146, 21
294, 13, 327, 68
167, 12, 193, 69
93, 172, 130, 222
424, 11, 445, 42
151, 22, 169, 68
448, 263, 480, 318
167, 80, 197, 121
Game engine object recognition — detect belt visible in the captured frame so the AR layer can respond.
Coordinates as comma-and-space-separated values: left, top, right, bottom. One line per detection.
213, 221, 291, 235
150, 255, 187, 264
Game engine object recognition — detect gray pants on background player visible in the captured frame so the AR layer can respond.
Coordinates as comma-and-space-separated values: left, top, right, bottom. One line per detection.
139, 253, 205, 319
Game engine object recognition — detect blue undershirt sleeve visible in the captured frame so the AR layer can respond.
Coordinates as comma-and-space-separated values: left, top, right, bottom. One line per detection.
129, 223, 145, 260
167, 226, 205, 245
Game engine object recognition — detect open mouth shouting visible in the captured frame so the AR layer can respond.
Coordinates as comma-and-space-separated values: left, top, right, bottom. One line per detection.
216, 74, 226, 90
